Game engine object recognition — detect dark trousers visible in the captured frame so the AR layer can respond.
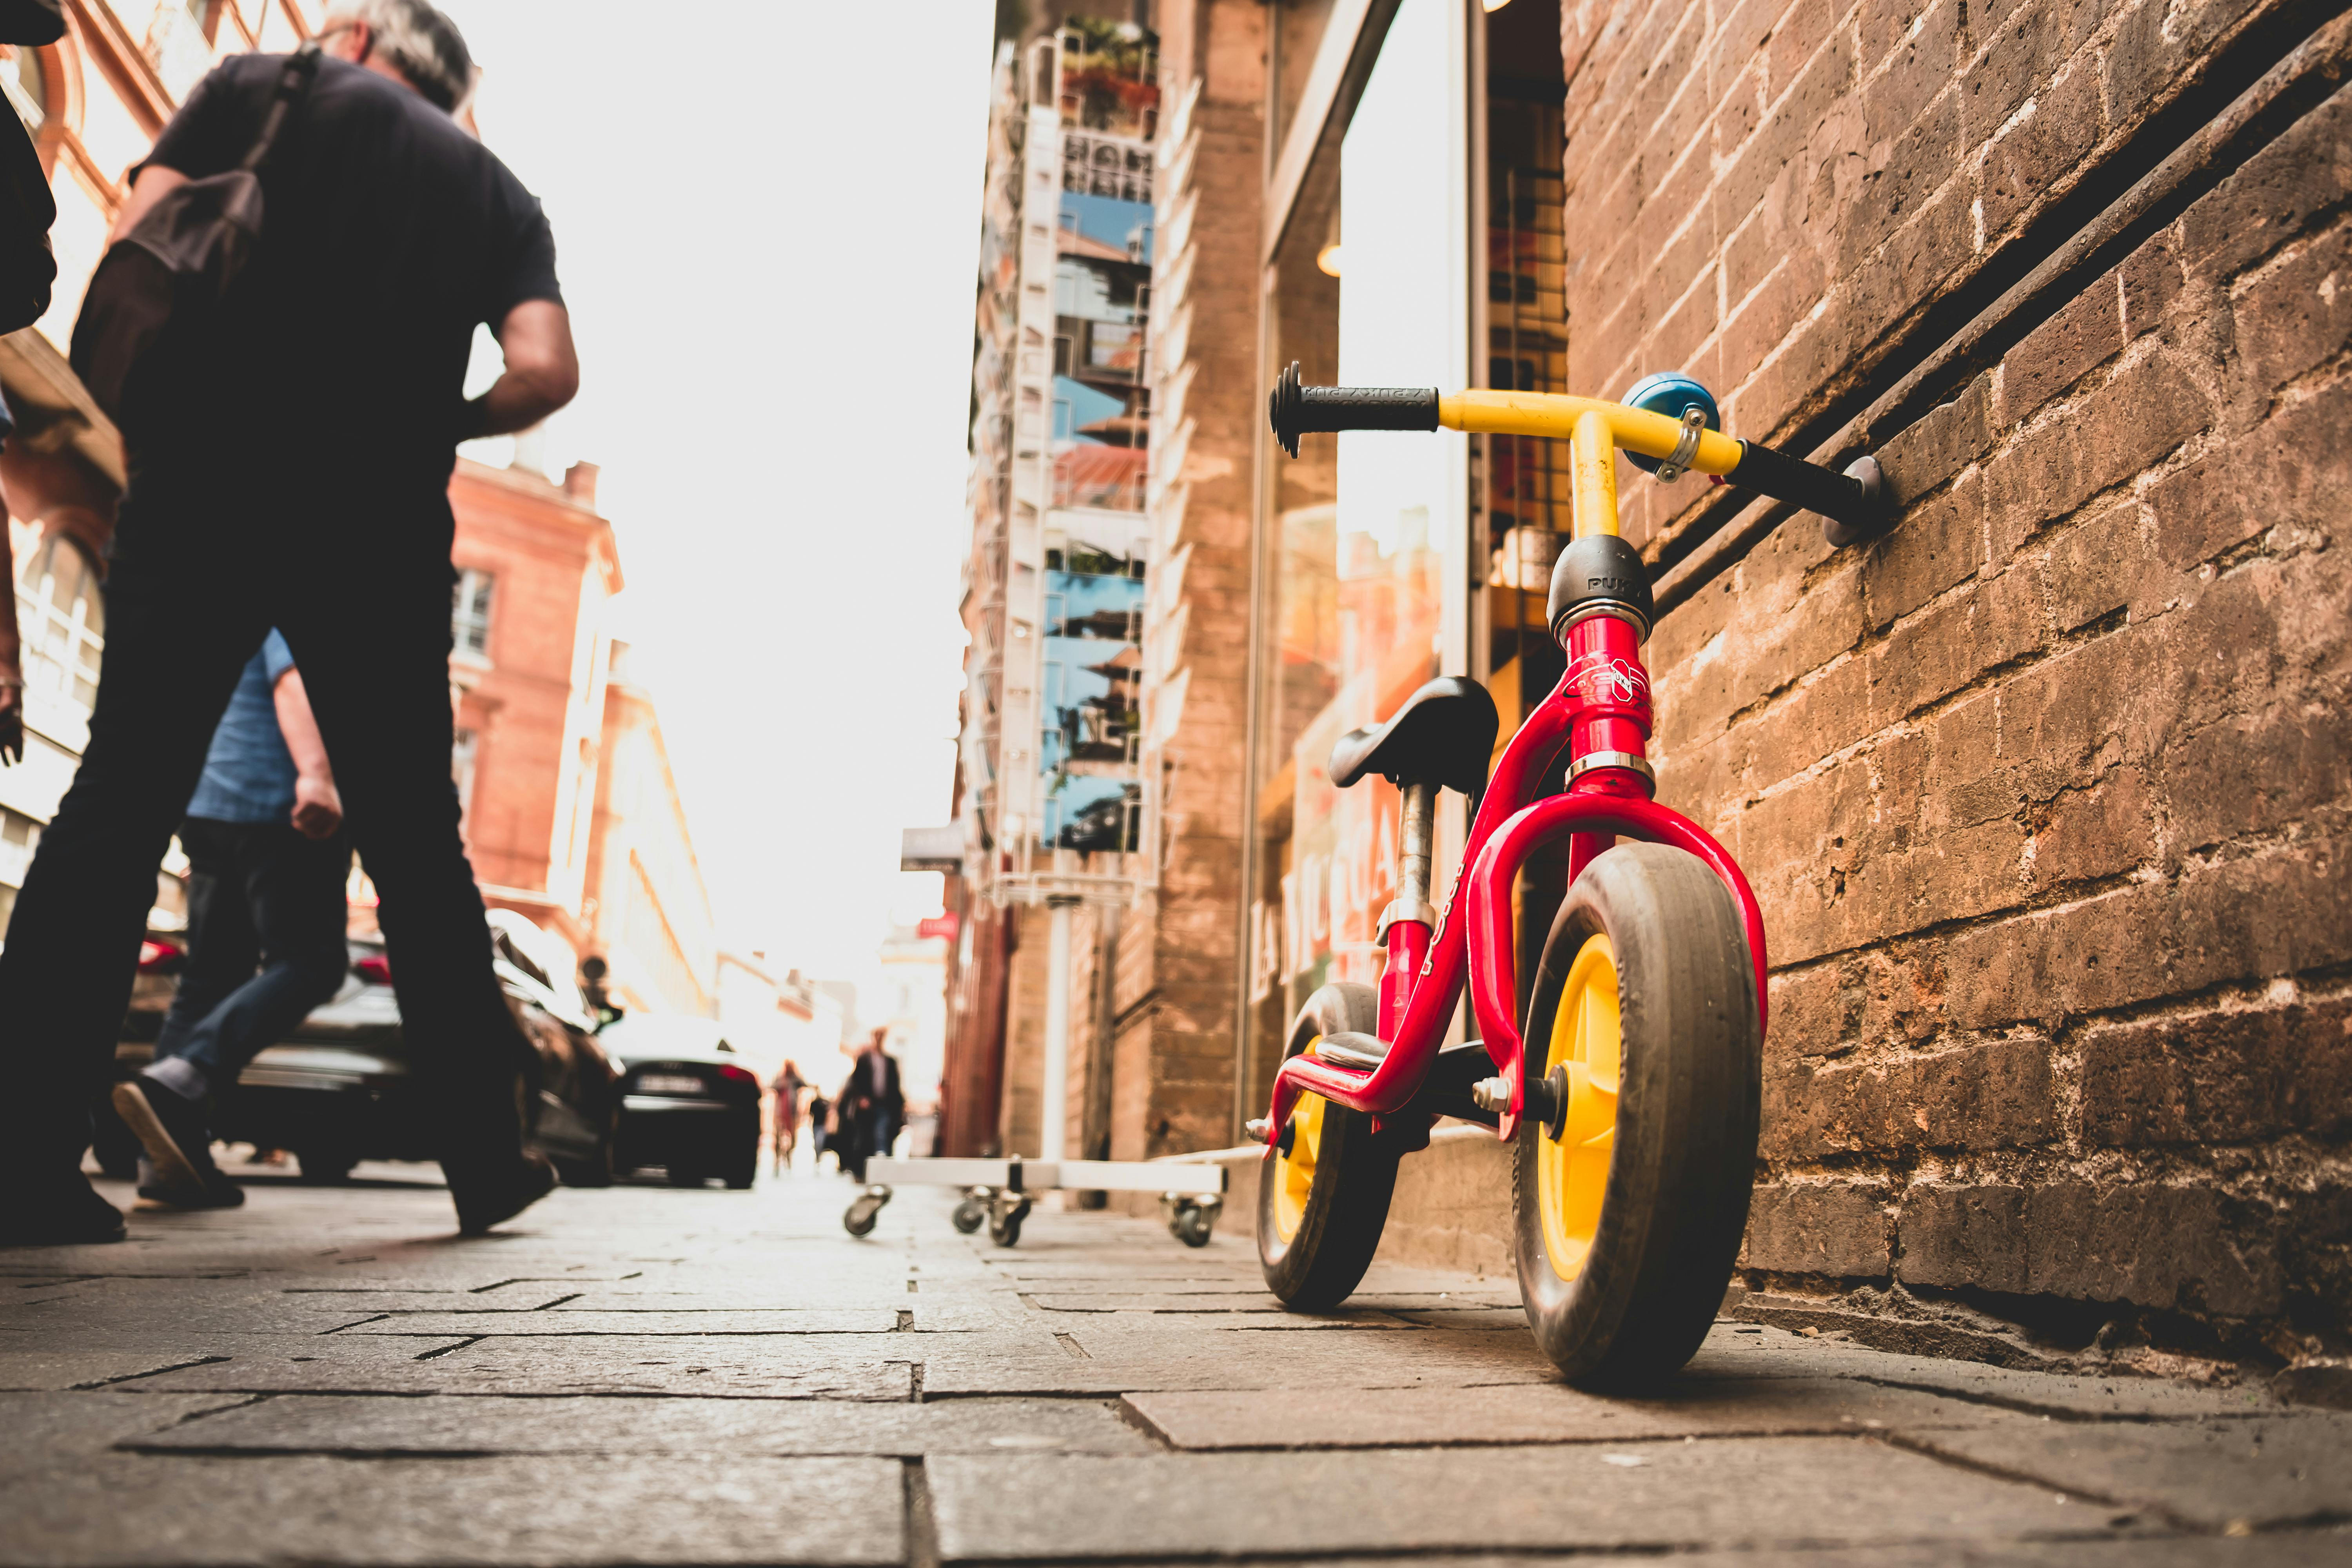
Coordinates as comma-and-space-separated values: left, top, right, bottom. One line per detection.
0, 474, 532, 1186
153, 815, 352, 1101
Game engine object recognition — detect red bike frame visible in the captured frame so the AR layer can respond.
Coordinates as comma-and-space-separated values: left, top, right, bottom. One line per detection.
1262, 612, 1770, 1146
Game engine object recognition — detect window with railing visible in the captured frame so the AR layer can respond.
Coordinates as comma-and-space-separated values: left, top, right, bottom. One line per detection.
451, 568, 494, 659
17, 535, 104, 717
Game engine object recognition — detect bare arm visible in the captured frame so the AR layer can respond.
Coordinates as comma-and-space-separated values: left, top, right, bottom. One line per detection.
458, 300, 579, 440
108, 165, 189, 245
272, 666, 343, 840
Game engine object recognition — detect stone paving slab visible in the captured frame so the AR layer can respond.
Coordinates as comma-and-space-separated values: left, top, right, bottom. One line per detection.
0, 1453, 902, 1565
1904, 1409, 2352, 1530
341, 1308, 909, 1335
1687, 1326, 2280, 1417
1125, 1375, 2007, 1448
132, 1334, 918, 1399
1259, 1541, 2351, 1568
0, 1347, 250, 1392
925, 1438, 2110, 1560
921, 1326, 1563, 1396
127, 1392, 1153, 1457
0, 1392, 250, 1476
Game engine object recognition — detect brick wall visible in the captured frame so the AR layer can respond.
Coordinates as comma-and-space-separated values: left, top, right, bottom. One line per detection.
1566, 0, 2352, 1359
1108, 0, 1268, 1161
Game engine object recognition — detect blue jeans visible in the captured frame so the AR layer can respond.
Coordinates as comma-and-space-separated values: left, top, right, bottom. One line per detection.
149, 816, 350, 1104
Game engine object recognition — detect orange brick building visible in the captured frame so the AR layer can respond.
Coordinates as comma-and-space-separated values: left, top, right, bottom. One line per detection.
445, 458, 715, 1016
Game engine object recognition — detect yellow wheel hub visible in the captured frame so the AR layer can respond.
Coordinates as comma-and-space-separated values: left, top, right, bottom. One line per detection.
1271, 1039, 1328, 1243
1536, 934, 1620, 1281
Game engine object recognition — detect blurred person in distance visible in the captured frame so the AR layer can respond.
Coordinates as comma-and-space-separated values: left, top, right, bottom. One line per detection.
835, 1029, 905, 1182
110, 631, 350, 1210
770, 1059, 806, 1176
0, 0, 580, 1246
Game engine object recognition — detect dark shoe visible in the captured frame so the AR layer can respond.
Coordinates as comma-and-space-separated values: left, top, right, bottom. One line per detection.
111, 1076, 217, 1195
0, 1178, 126, 1246
136, 1157, 245, 1210
450, 1152, 556, 1236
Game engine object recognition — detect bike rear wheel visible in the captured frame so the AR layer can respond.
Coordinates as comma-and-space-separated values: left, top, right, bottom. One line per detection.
1258, 982, 1400, 1310
1513, 842, 1760, 1388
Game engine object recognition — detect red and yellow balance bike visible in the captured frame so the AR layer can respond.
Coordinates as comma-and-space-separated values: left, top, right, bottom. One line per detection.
1252, 367, 1886, 1387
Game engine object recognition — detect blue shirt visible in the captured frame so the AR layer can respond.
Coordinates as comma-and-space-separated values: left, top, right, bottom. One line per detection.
186, 631, 299, 824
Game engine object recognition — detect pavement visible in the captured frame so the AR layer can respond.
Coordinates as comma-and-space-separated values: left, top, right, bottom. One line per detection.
2, 1155, 2347, 1567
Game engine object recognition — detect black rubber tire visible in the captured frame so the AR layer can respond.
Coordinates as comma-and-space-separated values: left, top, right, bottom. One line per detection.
1257, 982, 1401, 1310
1513, 842, 1761, 1389
722, 1139, 758, 1190
951, 1199, 986, 1234
555, 1114, 619, 1189
1172, 1204, 1214, 1248
664, 1165, 705, 1188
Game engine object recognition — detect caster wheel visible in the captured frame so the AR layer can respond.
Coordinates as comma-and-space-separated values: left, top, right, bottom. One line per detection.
1169, 1200, 1216, 1248
1514, 842, 1762, 1389
951, 1197, 986, 1234
987, 1197, 1030, 1247
1258, 982, 1400, 1310
843, 1184, 892, 1237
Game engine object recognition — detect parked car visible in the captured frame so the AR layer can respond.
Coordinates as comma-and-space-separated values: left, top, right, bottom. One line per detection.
596, 1015, 763, 1189
102, 909, 621, 1188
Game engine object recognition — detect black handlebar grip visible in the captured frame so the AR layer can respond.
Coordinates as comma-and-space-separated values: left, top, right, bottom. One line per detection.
1268, 361, 1441, 457
1729, 440, 1888, 539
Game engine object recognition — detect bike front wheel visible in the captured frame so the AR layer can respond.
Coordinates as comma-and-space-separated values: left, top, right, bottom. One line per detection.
1513, 842, 1761, 1388
1257, 982, 1400, 1310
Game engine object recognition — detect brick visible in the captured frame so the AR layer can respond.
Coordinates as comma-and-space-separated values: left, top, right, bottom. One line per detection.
1715, 28, 1857, 237
1944, 838, 2352, 1027
2177, 82, 2352, 284
1926, 690, 2012, 828
2146, 449, 2256, 570
1766, 960, 1859, 1058
2000, 273, 2123, 426
1998, 616, 2157, 791
1768, 0, 1842, 101
2119, 226, 2184, 335
2232, 220, 2352, 408
1900, 1182, 2281, 1314
1841, 91, 1962, 274
2164, 704, 2352, 852
1978, 63, 2105, 243
1960, 0, 2101, 144
1866, 557, 2042, 719
1872, 373, 1992, 501
2027, 761, 2153, 887
1864, 474, 1981, 627
2041, 499, 2145, 631
1860, 1, 1957, 147
1744, 1183, 1893, 1276
1764, 1035, 2055, 1157
2080, 993, 2352, 1148
1983, 348, 2209, 555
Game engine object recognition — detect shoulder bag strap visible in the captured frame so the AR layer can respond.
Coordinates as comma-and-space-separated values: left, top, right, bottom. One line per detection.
239, 39, 323, 173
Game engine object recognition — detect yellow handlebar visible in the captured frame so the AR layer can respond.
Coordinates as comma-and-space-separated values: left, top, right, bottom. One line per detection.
1436, 390, 1745, 476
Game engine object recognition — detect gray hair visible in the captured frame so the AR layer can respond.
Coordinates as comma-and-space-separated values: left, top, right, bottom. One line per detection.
325, 0, 475, 114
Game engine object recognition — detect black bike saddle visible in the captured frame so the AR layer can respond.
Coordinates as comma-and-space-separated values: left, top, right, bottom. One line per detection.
1327, 676, 1499, 796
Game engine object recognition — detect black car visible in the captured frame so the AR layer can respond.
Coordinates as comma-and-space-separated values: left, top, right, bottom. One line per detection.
103, 909, 621, 1187
596, 1015, 763, 1189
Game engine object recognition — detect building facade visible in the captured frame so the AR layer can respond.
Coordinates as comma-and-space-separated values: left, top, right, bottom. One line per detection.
935, 0, 2352, 1362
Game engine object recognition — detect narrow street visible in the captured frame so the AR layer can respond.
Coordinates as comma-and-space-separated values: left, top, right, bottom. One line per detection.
3, 1163, 2344, 1566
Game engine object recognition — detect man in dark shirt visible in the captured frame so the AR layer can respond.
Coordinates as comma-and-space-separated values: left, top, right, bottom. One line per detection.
112, 631, 351, 1210
0, 0, 580, 1245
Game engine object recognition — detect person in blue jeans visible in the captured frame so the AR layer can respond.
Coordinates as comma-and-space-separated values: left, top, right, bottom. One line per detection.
110, 630, 349, 1209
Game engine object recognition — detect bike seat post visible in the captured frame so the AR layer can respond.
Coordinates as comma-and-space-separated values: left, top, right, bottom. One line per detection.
1376, 780, 1440, 1038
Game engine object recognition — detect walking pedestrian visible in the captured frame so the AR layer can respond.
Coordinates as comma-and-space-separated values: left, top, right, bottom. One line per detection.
109, 631, 351, 1210
0, 0, 581, 1246
769, 1060, 806, 1175
834, 1030, 904, 1183
806, 1091, 832, 1170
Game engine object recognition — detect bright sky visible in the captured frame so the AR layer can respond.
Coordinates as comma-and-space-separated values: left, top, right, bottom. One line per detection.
438, 3, 998, 1022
